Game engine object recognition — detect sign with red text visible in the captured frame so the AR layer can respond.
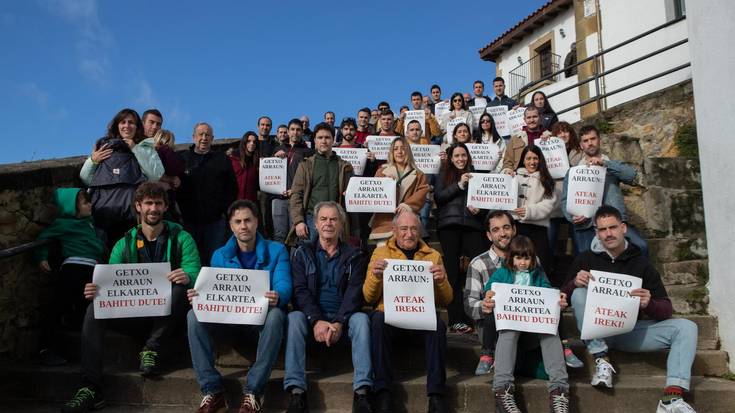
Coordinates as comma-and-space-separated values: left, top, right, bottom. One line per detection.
259, 157, 287, 195
469, 105, 486, 130
445, 117, 467, 144
536, 137, 570, 179
508, 107, 527, 135
486, 106, 510, 136
383, 259, 437, 331
565, 165, 606, 217
580, 270, 642, 340
466, 143, 502, 171
467, 173, 518, 210
192, 267, 270, 325
92, 263, 171, 319
410, 144, 442, 175
334, 148, 368, 176
366, 135, 395, 160
404, 110, 426, 135
344, 177, 396, 213
491, 283, 561, 335
434, 101, 450, 119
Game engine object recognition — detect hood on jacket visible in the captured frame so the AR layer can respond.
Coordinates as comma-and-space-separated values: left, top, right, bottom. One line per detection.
590, 236, 635, 260
54, 188, 82, 218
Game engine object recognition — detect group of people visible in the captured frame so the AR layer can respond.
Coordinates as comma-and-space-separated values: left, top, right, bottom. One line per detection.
33, 76, 698, 413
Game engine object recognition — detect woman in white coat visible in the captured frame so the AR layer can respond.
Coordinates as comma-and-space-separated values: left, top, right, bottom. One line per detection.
439, 92, 474, 143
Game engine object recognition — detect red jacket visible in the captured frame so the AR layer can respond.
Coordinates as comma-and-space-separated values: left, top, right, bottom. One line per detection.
229, 154, 259, 202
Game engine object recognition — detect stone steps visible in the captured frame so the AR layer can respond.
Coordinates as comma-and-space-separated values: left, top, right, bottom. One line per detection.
3, 363, 734, 413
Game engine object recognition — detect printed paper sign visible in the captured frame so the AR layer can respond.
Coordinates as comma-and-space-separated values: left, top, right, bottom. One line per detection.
192, 267, 270, 325
508, 107, 527, 135
492, 283, 561, 335
434, 101, 450, 119
333, 148, 368, 176
580, 270, 642, 340
365, 135, 395, 160
404, 110, 426, 135
473, 97, 487, 107
466, 143, 501, 171
565, 165, 606, 217
467, 173, 518, 210
383, 259, 437, 331
536, 137, 570, 179
410, 144, 442, 175
344, 177, 396, 213
259, 157, 287, 195
445, 117, 467, 144
469, 105, 486, 130
93, 263, 171, 319
487, 105, 510, 136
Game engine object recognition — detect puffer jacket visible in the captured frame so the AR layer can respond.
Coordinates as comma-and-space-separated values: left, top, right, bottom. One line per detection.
434, 166, 485, 231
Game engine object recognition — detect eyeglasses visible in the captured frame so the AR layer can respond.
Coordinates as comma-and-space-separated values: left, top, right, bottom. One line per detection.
452, 98, 463, 102
481, 119, 491, 123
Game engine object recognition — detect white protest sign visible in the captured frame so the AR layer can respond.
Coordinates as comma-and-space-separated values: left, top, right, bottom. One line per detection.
344, 177, 396, 213
580, 270, 642, 340
259, 157, 287, 195
508, 107, 527, 135
192, 267, 270, 325
565, 165, 606, 217
333, 148, 368, 176
473, 97, 487, 107
469, 105, 486, 130
410, 144, 442, 175
487, 105, 510, 136
366, 135, 395, 160
536, 137, 570, 179
92, 263, 171, 319
466, 173, 518, 210
383, 259, 437, 331
445, 117, 467, 144
404, 110, 426, 135
434, 101, 450, 119
492, 283, 561, 335
466, 143, 501, 171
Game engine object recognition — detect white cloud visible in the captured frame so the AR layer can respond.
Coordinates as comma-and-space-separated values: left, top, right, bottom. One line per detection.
133, 77, 157, 108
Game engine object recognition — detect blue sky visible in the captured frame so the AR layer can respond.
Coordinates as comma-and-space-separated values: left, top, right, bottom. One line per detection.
0, 0, 543, 164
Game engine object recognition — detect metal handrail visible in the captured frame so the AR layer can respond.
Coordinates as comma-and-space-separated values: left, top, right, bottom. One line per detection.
0, 239, 52, 260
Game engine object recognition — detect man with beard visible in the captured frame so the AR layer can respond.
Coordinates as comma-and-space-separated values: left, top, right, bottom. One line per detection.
561, 125, 648, 255
501, 106, 551, 172
61, 183, 200, 413
337, 117, 362, 148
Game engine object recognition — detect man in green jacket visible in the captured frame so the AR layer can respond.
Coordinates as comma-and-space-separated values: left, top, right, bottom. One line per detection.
61, 182, 201, 413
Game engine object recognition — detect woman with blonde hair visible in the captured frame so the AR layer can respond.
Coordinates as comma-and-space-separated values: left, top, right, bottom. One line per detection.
369, 136, 429, 244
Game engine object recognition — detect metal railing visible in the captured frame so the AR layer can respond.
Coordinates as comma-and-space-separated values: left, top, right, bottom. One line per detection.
509, 52, 562, 98
514, 15, 689, 116
0, 239, 52, 260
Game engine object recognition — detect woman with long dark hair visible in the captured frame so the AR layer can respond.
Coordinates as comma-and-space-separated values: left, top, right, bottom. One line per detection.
434, 142, 488, 334
439, 92, 474, 143
473, 112, 506, 172
532, 91, 559, 131
229, 131, 259, 202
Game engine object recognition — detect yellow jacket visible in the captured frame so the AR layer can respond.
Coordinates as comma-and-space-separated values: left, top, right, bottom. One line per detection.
363, 237, 453, 311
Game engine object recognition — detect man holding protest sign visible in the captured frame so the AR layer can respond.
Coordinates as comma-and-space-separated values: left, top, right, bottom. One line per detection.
284, 201, 372, 413
501, 106, 551, 173
394, 91, 441, 144
61, 183, 201, 413
468, 80, 491, 107
363, 211, 452, 413
187, 200, 291, 413
562, 206, 698, 413
288, 122, 354, 246
561, 125, 648, 255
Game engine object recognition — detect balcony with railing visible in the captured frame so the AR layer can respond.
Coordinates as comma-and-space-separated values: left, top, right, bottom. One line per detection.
508, 51, 562, 99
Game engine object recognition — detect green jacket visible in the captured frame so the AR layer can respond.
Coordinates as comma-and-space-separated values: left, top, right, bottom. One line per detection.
34, 188, 105, 263
109, 221, 201, 288
483, 266, 551, 293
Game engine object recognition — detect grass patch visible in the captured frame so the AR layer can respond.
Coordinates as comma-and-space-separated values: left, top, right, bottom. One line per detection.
675, 123, 698, 157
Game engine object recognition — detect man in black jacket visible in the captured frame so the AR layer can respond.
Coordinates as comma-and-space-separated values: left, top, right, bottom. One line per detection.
284, 201, 372, 413
177, 122, 237, 265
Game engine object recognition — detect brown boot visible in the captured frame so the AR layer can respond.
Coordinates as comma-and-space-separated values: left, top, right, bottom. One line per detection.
196, 393, 228, 413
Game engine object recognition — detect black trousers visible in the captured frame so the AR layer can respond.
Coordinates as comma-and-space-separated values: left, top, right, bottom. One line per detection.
517, 223, 551, 275
437, 225, 488, 325
481, 315, 498, 355
370, 311, 446, 395
80, 283, 188, 390
40, 263, 94, 348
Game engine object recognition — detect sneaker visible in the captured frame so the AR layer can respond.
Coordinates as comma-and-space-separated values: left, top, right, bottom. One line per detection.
549, 389, 570, 413
375, 390, 392, 413
353, 391, 373, 413
427, 394, 449, 413
475, 355, 495, 375
138, 348, 159, 376
60, 387, 105, 413
239, 393, 263, 413
196, 393, 228, 413
494, 384, 522, 413
563, 347, 584, 369
286, 391, 308, 413
591, 357, 616, 388
449, 322, 474, 334
656, 398, 697, 413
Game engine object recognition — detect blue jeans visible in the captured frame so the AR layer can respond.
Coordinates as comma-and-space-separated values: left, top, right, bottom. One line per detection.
271, 198, 291, 243
572, 223, 649, 257
283, 311, 372, 391
419, 199, 431, 239
187, 307, 286, 396
184, 218, 227, 266
571, 288, 698, 389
